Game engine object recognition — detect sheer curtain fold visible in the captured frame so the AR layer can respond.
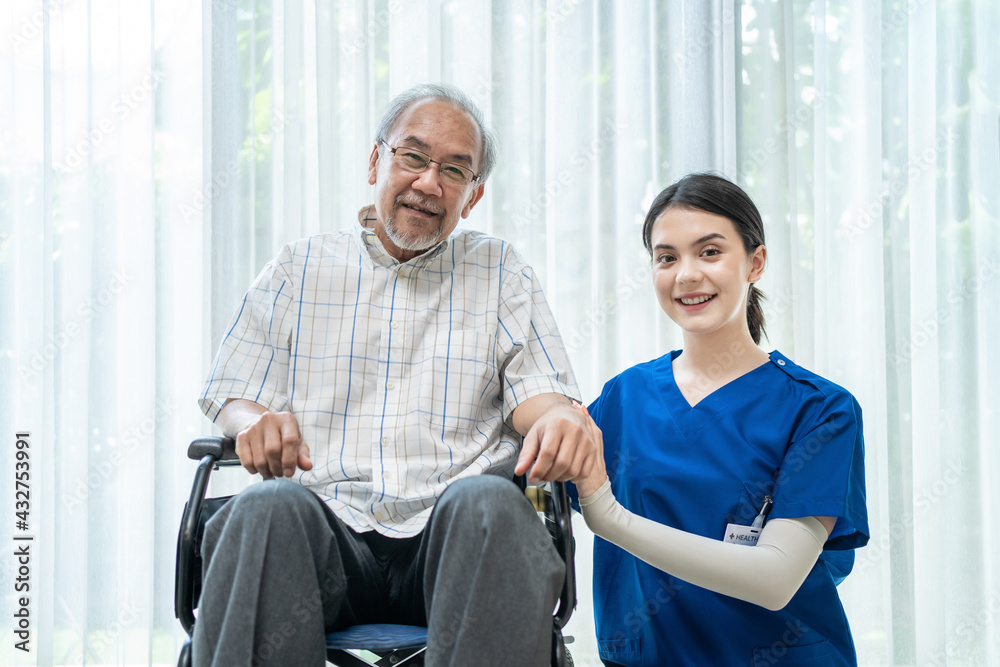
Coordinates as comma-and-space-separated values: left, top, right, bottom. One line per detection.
972, 5, 1000, 660
3, 1, 998, 665
3, 1, 204, 665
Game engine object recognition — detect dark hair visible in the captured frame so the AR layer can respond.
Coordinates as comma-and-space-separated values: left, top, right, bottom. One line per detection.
641, 172, 768, 344
374, 83, 499, 182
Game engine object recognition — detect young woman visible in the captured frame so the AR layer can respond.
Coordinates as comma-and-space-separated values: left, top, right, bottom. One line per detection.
572, 173, 869, 666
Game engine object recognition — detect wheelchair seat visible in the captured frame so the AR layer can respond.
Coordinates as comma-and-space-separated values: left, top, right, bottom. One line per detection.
174, 436, 576, 667
325, 624, 427, 666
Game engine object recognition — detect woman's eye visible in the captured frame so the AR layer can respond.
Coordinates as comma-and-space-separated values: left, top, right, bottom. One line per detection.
702, 247, 721, 257
656, 254, 675, 264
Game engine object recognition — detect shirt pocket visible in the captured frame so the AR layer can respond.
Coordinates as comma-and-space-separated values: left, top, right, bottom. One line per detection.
726, 481, 773, 527
419, 330, 497, 434
753, 639, 840, 666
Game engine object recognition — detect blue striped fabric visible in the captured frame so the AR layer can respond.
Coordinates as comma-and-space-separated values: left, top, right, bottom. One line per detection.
325, 623, 428, 651
200, 223, 579, 537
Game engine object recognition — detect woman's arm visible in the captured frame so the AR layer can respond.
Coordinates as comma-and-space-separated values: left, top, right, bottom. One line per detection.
572, 403, 835, 610
581, 480, 832, 611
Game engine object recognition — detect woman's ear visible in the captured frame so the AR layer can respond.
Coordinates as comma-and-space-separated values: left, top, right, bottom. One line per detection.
748, 245, 767, 283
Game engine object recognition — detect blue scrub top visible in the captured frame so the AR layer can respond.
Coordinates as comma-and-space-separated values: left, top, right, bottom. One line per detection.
573, 350, 869, 667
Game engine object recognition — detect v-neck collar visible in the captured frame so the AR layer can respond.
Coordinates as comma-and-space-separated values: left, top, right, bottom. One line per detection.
655, 350, 776, 438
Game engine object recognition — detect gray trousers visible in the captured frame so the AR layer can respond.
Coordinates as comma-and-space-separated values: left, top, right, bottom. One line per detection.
191, 475, 564, 667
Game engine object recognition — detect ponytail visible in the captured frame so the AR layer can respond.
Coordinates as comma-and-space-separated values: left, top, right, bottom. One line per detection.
747, 285, 767, 345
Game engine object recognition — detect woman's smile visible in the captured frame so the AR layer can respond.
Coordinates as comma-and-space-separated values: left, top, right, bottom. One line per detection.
676, 293, 717, 310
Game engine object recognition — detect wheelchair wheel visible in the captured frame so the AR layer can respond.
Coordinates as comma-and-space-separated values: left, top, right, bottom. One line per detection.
177, 636, 192, 667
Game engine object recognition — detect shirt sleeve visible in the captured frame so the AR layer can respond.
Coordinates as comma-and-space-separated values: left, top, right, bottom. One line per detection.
198, 247, 297, 421
495, 246, 581, 422
771, 388, 869, 551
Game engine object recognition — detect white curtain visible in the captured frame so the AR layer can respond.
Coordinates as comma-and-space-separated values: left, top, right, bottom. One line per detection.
2, 1, 998, 665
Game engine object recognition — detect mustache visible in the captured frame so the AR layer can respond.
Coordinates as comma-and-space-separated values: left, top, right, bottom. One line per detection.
394, 194, 444, 216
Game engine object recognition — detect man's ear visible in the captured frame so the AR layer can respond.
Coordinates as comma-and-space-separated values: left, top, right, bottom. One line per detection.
367, 143, 380, 185
460, 183, 486, 219
748, 245, 767, 283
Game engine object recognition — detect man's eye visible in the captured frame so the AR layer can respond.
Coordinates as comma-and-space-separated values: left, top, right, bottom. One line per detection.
442, 165, 467, 178
400, 151, 428, 166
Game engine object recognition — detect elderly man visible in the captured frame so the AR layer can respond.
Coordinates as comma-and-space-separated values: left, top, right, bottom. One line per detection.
192, 83, 594, 666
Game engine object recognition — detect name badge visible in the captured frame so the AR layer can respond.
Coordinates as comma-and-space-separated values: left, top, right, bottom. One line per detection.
723, 523, 760, 546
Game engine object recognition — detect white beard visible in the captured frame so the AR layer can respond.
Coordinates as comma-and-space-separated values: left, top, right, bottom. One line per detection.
383, 214, 442, 251
384, 197, 447, 251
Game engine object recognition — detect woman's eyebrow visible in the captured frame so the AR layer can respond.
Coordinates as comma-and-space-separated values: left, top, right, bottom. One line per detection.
653, 233, 727, 251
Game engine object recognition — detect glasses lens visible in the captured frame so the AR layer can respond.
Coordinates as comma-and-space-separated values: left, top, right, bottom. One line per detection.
394, 148, 430, 171
439, 163, 473, 184
390, 145, 475, 185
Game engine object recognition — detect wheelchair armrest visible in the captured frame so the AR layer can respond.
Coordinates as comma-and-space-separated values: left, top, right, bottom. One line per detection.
176, 436, 238, 633
187, 436, 240, 465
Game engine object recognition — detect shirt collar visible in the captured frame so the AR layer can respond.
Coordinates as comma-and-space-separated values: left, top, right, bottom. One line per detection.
355, 219, 451, 270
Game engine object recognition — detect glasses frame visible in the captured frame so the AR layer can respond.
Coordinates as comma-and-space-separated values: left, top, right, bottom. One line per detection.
382, 142, 481, 185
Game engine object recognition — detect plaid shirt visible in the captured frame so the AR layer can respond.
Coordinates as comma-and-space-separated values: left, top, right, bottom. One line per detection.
200, 223, 579, 536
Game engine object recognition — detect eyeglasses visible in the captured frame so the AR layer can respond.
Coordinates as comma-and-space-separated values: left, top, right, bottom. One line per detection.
383, 143, 480, 185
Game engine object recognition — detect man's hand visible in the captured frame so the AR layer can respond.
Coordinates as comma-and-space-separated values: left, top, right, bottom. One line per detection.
218, 399, 313, 479
513, 394, 597, 484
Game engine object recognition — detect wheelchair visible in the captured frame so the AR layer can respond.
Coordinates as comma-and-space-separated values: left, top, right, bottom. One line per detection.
175, 436, 576, 666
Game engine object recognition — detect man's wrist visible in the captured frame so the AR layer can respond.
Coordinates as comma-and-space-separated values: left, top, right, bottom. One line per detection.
511, 392, 575, 436
218, 399, 268, 438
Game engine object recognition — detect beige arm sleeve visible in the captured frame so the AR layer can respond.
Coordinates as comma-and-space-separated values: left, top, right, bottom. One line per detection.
580, 481, 828, 611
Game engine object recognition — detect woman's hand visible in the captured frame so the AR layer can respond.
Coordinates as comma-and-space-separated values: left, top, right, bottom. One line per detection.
571, 402, 610, 499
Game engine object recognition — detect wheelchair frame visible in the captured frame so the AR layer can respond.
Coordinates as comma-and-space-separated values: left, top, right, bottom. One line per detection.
174, 436, 576, 666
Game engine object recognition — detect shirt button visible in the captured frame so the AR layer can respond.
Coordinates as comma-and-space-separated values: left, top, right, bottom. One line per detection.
374, 511, 384, 521
391, 321, 399, 330
381, 436, 391, 446
386, 380, 395, 390
776, 359, 786, 366
383, 472, 392, 480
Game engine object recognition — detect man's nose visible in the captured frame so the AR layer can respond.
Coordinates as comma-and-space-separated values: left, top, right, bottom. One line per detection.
412, 165, 444, 196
